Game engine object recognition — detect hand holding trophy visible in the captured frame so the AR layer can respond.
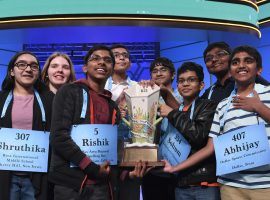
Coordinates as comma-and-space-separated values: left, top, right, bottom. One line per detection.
120, 83, 164, 167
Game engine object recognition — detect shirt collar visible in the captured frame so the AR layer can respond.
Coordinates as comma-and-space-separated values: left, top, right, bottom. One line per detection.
111, 76, 131, 85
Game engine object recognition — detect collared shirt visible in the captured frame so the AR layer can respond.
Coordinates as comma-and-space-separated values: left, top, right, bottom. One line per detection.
209, 84, 270, 189
105, 76, 137, 102
201, 77, 235, 102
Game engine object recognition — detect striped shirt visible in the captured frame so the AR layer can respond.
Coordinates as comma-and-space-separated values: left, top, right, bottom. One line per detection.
209, 83, 270, 189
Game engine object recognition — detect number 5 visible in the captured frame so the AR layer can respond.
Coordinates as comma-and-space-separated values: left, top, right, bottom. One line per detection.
94, 128, 98, 135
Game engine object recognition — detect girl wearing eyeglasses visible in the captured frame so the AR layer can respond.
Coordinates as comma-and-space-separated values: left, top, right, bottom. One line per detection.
0, 51, 54, 200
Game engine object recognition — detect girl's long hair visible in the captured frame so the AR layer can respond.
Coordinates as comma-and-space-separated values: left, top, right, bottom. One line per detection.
1, 51, 46, 92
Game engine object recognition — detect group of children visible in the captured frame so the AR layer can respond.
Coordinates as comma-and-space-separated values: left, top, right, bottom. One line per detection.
157, 44, 270, 200
0, 42, 269, 200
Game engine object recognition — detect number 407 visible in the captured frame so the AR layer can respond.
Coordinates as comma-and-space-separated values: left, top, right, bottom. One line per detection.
232, 132, 245, 142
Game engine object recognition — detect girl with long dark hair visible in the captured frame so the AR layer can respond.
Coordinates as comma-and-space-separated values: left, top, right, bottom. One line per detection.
0, 51, 54, 200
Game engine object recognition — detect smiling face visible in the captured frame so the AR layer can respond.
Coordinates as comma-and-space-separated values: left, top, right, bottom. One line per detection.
112, 47, 130, 74
151, 65, 174, 87
82, 50, 113, 83
205, 47, 230, 76
177, 70, 204, 101
11, 54, 39, 90
230, 51, 261, 87
47, 56, 71, 90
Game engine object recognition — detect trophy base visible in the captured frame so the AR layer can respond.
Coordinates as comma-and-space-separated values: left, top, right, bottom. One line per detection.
120, 146, 164, 167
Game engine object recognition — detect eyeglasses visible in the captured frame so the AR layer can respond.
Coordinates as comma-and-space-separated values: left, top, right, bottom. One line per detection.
14, 62, 39, 71
113, 52, 129, 59
151, 67, 169, 74
205, 50, 229, 63
88, 55, 113, 64
178, 77, 199, 85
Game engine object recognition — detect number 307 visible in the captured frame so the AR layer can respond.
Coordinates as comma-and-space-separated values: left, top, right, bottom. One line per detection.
15, 133, 30, 140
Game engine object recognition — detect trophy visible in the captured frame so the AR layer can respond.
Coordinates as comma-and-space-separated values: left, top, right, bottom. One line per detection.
120, 83, 164, 167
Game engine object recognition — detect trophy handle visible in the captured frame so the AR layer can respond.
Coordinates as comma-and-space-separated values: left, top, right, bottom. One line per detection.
122, 118, 131, 127
153, 117, 163, 126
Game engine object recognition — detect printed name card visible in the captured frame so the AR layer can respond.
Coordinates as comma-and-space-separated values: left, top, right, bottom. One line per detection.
159, 123, 191, 166
71, 124, 117, 165
213, 123, 270, 176
0, 128, 50, 172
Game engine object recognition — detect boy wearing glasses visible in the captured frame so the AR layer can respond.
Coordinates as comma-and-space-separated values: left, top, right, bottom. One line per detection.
150, 57, 182, 103
142, 57, 181, 200
49, 45, 120, 199
159, 62, 219, 200
201, 42, 236, 101
105, 44, 136, 103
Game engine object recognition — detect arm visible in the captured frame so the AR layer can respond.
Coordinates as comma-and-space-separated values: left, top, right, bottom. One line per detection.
166, 100, 217, 148
163, 101, 222, 173
164, 138, 215, 173
50, 85, 101, 178
160, 87, 180, 109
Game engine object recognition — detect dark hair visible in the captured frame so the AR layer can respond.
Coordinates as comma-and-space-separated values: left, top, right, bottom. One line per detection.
203, 42, 232, 60
2, 51, 45, 92
229, 45, 262, 69
150, 57, 175, 74
177, 62, 204, 82
84, 45, 115, 66
111, 44, 130, 56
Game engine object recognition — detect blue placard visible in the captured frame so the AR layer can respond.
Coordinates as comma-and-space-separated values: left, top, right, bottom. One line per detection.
213, 124, 270, 176
71, 124, 118, 165
0, 128, 50, 172
159, 122, 191, 166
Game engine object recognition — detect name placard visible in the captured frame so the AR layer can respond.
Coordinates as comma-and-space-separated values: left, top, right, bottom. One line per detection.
71, 124, 117, 165
0, 128, 49, 172
213, 124, 270, 176
159, 122, 191, 166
